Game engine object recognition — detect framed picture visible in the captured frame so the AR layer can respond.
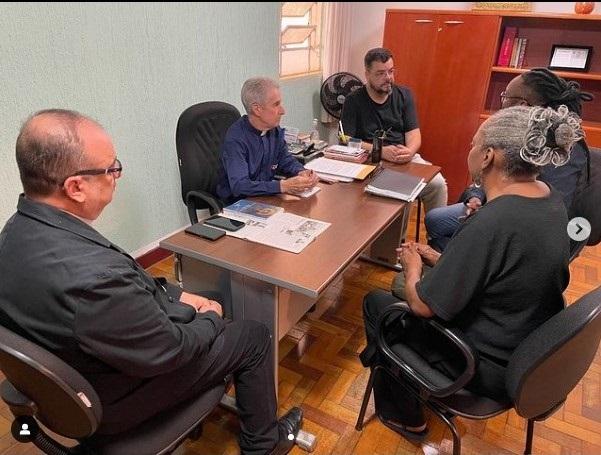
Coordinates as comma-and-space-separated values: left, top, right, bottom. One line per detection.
549, 45, 593, 72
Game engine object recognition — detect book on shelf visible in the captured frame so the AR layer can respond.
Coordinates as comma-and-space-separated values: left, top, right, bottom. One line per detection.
516, 38, 527, 69
509, 37, 521, 68
365, 168, 426, 202
497, 26, 517, 67
222, 199, 283, 222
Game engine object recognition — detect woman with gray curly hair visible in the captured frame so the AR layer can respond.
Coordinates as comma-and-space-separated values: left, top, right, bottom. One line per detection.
426, 68, 592, 253
359, 105, 582, 443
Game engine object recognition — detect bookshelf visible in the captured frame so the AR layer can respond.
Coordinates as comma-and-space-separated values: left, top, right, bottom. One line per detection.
483, 13, 601, 144
383, 10, 601, 201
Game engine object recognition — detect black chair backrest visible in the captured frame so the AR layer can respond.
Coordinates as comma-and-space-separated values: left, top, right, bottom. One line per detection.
175, 101, 241, 210
506, 285, 601, 419
0, 325, 102, 439
570, 145, 601, 246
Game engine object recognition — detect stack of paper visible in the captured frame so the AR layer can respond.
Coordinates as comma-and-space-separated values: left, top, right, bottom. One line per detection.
305, 157, 375, 181
365, 168, 426, 202
324, 145, 369, 163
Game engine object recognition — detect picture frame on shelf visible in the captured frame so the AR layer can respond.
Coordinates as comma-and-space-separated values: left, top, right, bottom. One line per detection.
549, 45, 593, 72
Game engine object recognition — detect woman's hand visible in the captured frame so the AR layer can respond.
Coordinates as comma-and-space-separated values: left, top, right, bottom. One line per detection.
397, 242, 423, 279
465, 196, 482, 216
415, 244, 441, 267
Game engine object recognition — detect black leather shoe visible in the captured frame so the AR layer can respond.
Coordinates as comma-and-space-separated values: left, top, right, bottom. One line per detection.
269, 407, 303, 455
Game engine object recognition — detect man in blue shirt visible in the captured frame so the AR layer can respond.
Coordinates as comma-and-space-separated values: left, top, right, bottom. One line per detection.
216, 77, 318, 202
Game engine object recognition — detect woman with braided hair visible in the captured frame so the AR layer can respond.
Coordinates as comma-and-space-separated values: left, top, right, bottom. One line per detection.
424, 68, 593, 252
360, 105, 582, 443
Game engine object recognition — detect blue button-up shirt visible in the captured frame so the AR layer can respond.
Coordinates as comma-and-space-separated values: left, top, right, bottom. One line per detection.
216, 116, 304, 202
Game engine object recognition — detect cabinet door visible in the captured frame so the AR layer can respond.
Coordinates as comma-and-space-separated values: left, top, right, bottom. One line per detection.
383, 11, 439, 124
422, 14, 500, 201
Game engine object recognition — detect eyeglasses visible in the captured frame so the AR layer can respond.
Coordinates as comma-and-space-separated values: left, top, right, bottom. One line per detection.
61, 158, 122, 185
499, 91, 530, 106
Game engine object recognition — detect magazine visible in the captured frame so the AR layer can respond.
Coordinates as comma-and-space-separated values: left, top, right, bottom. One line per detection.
222, 199, 284, 222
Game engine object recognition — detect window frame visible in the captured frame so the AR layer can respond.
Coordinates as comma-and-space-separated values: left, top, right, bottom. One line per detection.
279, 2, 323, 79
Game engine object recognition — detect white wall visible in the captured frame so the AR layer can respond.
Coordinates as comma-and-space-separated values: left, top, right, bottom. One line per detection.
349, 2, 586, 78
0, 3, 321, 253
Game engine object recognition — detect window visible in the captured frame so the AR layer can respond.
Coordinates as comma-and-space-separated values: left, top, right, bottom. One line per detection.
280, 2, 322, 78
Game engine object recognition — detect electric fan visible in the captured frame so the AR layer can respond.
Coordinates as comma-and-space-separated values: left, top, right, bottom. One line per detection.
320, 72, 363, 119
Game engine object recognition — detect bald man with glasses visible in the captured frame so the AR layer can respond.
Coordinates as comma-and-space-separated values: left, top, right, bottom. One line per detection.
0, 109, 303, 455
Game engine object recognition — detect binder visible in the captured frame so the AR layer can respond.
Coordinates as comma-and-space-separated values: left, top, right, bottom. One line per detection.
365, 168, 426, 202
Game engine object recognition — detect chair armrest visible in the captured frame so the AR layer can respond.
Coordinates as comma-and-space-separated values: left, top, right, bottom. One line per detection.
376, 302, 477, 398
185, 191, 223, 223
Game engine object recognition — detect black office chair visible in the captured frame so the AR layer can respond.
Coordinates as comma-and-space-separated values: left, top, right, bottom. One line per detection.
176, 101, 241, 224
570, 145, 601, 247
0, 325, 226, 455
356, 285, 601, 455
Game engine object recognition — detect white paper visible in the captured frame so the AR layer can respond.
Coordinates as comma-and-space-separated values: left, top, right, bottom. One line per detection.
297, 186, 321, 198
305, 157, 370, 179
326, 145, 365, 156
316, 172, 353, 183
225, 212, 330, 253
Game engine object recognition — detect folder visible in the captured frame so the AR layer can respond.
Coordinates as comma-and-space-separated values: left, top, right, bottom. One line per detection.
365, 168, 426, 202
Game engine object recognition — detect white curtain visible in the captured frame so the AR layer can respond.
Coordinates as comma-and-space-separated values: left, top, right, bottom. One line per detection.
320, 2, 354, 123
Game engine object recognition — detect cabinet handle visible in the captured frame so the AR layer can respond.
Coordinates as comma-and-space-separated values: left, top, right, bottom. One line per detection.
444, 20, 464, 25
414, 19, 434, 23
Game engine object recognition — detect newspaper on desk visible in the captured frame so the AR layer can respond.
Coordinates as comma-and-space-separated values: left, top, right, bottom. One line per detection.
224, 212, 330, 254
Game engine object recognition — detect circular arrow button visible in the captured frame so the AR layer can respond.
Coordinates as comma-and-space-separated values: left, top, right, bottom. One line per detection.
567, 217, 591, 242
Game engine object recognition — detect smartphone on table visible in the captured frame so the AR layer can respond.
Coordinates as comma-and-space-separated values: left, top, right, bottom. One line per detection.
185, 223, 226, 241
203, 215, 246, 232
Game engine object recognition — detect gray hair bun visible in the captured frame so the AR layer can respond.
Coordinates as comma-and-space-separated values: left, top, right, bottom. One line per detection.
520, 105, 584, 167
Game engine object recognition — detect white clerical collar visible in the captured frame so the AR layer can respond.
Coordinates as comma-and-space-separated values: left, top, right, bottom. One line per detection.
261, 130, 268, 136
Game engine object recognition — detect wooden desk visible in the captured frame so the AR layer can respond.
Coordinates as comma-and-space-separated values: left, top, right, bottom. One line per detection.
160, 162, 440, 382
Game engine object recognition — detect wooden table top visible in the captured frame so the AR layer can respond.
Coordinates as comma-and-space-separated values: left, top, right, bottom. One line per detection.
161, 162, 440, 298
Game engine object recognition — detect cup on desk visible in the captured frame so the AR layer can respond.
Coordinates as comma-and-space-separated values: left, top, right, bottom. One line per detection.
339, 133, 350, 145
348, 137, 362, 150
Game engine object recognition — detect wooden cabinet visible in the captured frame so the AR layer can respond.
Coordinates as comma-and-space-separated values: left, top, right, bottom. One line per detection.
384, 10, 500, 201
481, 14, 601, 148
384, 10, 601, 202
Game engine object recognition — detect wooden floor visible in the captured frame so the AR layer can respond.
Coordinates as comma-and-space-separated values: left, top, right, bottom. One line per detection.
1, 208, 600, 455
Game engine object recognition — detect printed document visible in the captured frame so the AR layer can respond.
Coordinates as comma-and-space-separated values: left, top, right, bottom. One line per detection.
225, 212, 330, 254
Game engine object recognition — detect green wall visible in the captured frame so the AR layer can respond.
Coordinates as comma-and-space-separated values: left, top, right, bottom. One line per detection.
0, 2, 321, 253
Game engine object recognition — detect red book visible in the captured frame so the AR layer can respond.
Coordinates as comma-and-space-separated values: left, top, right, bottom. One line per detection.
497, 26, 518, 67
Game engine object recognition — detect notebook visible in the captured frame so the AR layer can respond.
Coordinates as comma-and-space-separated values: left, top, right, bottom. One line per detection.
365, 168, 426, 202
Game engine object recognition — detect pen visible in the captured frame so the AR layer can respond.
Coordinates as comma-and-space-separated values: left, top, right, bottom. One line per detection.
339, 121, 345, 137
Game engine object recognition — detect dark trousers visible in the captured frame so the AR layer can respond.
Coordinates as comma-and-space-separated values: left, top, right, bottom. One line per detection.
362, 289, 508, 427
100, 320, 278, 454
